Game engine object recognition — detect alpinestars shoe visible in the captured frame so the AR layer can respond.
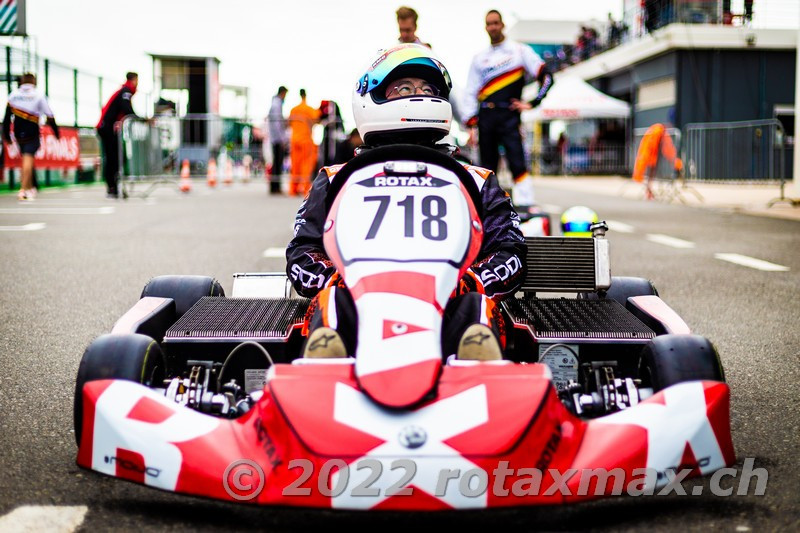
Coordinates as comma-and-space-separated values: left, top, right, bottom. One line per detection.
456, 324, 502, 361
303, 327, 347, 358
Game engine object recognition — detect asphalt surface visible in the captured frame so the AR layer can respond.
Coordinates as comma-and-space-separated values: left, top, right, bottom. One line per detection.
0, 177, 797, 531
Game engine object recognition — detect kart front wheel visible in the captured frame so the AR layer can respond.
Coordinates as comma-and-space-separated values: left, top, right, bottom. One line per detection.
73, 333, 165, 445
639, 334, 725, 392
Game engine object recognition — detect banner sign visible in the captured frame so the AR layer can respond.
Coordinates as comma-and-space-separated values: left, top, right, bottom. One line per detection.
0, 0, 26, 36
3, 126, 81, 168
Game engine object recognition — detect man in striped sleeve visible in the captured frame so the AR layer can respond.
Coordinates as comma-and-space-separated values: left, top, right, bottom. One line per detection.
464, 10, 554, 208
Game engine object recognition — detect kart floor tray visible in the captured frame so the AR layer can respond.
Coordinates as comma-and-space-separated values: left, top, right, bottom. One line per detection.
504, 298, 656, 342
164, 297, 310, 341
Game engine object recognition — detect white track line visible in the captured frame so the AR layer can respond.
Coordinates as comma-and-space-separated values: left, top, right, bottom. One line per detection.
646, 233, 695, 249
262, 247, 286, 258
0, 222, 46, 231
0, 207, 114, 215
606, 220, 635, 233
0, 505, 87, 533
539, 203, 562, 214
715, 253, 790, 272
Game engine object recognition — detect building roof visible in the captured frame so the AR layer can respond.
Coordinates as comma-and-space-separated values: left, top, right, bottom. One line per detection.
508, 19, 598, 46
562, 24, 797, 81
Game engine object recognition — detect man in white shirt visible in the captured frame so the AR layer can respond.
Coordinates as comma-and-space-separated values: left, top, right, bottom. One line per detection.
464, 10, 554, 207
3, 73, 59, 201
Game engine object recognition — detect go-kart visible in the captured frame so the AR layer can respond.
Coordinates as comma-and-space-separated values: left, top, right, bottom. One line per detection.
75, 145, 733, 509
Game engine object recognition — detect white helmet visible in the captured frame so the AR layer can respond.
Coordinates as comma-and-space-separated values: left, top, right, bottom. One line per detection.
353, 43, 453, 146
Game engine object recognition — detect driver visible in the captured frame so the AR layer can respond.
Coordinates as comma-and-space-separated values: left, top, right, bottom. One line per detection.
286, 44, 526, 361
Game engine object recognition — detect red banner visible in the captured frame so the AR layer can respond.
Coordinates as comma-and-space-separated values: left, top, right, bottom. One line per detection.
3, 126, 81, 169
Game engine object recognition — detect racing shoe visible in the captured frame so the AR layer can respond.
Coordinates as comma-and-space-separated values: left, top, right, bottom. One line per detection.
457, 324, 502, 361
303, 327, 347, 358
511, 175, 536, 207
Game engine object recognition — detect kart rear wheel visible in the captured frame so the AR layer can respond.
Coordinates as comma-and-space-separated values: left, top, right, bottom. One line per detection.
639, 334, 725, 392
73, 333, 165, 445
141, 275, 224, 318
579, 276, 658, 307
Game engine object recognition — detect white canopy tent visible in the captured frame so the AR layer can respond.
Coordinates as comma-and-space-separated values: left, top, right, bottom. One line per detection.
521, 75, 630, 122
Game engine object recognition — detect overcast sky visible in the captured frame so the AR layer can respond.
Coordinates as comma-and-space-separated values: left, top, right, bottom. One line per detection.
9, 0, 798, 132
13, 0, 628, 130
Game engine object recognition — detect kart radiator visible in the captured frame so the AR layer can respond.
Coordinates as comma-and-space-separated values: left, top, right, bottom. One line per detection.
522, 237, 610, 293
504, 298, 656, 342
165, 297, 310, 341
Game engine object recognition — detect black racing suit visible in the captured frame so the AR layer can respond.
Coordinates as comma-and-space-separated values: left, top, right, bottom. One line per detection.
285, 145, 527, 356
96, 82, 139, 196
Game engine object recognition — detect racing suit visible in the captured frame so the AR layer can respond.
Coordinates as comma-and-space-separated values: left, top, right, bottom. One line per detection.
96, 80, 139, 196
3, 83, 59, 153
3, 83, 60, 196
463, 39, 553, 182
286, 146, 527, 357
288, 99, 321, 196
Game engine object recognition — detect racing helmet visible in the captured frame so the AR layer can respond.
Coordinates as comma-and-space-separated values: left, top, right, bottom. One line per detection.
353, 43, 453, 146
560, 206, 599, 237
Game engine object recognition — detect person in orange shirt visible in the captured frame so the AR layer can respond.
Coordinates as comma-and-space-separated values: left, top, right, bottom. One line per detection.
288, 89, 321, 196
633, 122, 682, 199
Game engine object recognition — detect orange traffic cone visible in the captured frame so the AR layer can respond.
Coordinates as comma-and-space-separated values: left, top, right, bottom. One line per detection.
223, 159, 234, 186
242, 155, 252, 183
179, 159, 192, 193
207, 159, 218, 188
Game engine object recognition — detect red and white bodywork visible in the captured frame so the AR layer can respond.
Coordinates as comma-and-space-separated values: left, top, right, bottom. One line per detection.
76, 154, 734, 509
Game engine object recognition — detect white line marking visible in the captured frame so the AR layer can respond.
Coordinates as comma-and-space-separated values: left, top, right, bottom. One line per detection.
606, 220, 635, 233
539, 203, 562, 214
0, 222, 46, 231
715, 253, 789, 272
0, 207, 114, 215
262, 247, 286, 258
0, 505, 88, 533
646, 234, 695, 249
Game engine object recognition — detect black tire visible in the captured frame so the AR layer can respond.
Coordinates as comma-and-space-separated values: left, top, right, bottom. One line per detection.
141, 275, 224, 318
640, 334, 725, 392
579, 276, 658, 307
73, 333, 165, 445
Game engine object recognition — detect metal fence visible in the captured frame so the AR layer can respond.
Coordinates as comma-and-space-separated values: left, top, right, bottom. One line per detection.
119, 114, 265, 197
683, 119, 786, 183
532, 141, 628, 176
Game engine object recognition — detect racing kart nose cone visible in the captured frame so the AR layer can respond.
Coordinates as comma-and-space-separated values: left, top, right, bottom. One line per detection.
398, 425, 427, 449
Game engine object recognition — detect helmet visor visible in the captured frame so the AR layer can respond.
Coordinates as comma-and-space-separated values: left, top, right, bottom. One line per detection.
357, 44, 452, 97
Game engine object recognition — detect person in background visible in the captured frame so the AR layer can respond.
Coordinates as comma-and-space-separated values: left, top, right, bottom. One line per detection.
267, 85, 288, 194
96, 72, 141, 199
463, 10, 554, 208
333, 128, 362, 165
318, 100, 344, 168
3, 72, 59, 201
396, 6, 431, 47
287, 88, 321, 196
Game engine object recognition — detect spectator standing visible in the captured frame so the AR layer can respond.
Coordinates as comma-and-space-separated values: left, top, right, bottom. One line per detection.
287, 88, 321, 196
463, 9, 554, 207
96, 72, 141, 198
396, 6, 431, 47
3, 72, 59, 201
267, 85, 288, 194
318, 100, 344, 167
